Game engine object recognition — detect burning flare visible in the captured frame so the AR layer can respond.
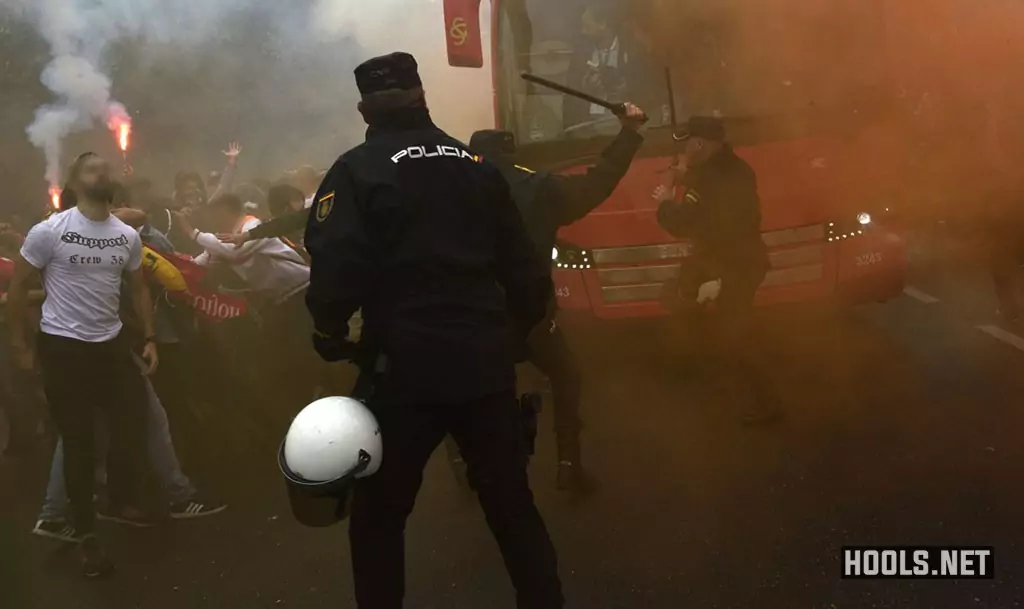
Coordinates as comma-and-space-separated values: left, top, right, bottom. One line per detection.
105, 104, 132, 153
49, 185, 61, 211
117, 122, 130, 152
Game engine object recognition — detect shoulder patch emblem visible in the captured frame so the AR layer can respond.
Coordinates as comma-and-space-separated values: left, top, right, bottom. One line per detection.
316, 192, 335, 222
513, 164, 536, 174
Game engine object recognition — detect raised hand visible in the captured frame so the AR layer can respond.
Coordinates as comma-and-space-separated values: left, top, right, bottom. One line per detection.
223, 142, 243, 165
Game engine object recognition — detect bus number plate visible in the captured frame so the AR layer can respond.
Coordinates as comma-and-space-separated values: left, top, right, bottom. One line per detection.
855, 252, 883, 267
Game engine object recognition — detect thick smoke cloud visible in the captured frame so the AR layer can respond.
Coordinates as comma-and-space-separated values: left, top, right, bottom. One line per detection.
1, 0, 492, 199
26, 55, 121, 185
314, 0, 493, 134
635, 0, 1024, 219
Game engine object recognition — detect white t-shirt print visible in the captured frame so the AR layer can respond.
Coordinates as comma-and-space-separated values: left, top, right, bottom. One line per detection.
20, 207, 143, 343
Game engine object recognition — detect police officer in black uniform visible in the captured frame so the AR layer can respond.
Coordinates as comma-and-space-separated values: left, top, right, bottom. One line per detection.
655, 116, 780, 425
466, 110, 646, 489
304, 52, 563, 609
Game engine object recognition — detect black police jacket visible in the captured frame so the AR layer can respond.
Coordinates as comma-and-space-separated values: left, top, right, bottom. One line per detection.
656, 146, 769, 279
492, 129, 643, 263
304, 108, 552, 405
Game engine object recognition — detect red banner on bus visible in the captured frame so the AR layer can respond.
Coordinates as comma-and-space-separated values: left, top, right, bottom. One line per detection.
443, 0, 484, 68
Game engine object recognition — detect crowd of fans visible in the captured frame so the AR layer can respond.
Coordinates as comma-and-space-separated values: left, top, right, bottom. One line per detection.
0, 141, 347, 575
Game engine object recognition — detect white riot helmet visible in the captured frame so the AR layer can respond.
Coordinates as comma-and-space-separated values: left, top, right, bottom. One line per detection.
278, 397, 382, 527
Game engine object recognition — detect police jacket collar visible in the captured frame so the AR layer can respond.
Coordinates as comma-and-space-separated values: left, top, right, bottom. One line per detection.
365, 108, 435, 139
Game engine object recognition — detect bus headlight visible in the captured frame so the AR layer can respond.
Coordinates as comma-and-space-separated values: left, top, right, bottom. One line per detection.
857, 212, 872, 226
552, 242, 592, 270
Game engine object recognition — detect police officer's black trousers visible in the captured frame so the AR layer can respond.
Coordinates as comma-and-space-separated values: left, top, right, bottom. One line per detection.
527, 321, 583, 459
349, 390, 564, 609
713, 271, 778, 416
990, 237, 1024, 319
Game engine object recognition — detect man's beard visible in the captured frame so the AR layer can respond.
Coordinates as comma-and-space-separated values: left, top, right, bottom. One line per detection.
82, 180, 116, 203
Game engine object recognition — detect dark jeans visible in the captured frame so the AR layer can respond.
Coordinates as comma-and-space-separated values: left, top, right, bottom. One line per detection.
149, 342, 191, 420
35, 332, 148, 535
527, 321, 583, 458
350, 390, 563, 609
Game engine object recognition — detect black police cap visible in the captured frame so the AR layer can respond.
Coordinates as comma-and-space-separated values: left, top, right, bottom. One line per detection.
469, 130, 517, 157
354, 52, 423, 95
673, 116, 726, 142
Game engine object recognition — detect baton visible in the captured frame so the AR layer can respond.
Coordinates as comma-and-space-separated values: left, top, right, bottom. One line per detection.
665, 66, 684, 145
520, 72, 627, 116
663, 66, 685, 178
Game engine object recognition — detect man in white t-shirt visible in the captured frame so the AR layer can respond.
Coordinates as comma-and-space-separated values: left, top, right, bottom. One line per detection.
6, 152, 158, 578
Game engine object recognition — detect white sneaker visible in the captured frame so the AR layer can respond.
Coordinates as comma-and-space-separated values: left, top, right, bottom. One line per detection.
32, 519, 82, 543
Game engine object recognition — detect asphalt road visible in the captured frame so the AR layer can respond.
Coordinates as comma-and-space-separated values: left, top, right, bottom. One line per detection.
2, 253, 1023, 609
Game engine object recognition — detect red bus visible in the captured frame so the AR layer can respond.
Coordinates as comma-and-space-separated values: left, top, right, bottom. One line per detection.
443, 0, 908, 320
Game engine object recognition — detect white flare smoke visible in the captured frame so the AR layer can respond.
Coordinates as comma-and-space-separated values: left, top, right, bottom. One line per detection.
25, 54, 126, 186
7, 0, 493, 188
313, 0, 493, 140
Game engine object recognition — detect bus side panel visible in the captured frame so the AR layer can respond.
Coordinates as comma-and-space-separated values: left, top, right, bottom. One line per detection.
552, 268, 592, 311
835, 229, 907, 304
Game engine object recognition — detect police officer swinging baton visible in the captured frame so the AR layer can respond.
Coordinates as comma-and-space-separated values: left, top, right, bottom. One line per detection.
521, 72, 632, 117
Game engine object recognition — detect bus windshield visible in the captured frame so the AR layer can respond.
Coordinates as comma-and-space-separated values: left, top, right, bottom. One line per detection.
494, 0, 889, 146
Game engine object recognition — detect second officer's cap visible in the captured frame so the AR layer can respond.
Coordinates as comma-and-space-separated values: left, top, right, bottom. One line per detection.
673, 116, 726, 142
469, 130, 518, 157
354, 52, 423, 95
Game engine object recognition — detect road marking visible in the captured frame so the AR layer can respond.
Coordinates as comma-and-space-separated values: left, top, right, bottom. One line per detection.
977, 325, 1024, 352
903, 286, 939, 304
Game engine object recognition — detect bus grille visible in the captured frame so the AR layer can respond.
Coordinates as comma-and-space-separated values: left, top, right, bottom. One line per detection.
591, 224, 826, 305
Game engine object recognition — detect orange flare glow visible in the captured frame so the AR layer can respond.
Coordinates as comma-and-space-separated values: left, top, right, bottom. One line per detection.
118, 123, 131, 152
49, 185, 61, 211
106, 113, 132, 152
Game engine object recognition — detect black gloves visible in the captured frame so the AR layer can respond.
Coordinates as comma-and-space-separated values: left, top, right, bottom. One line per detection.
312, 330, 357, 363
